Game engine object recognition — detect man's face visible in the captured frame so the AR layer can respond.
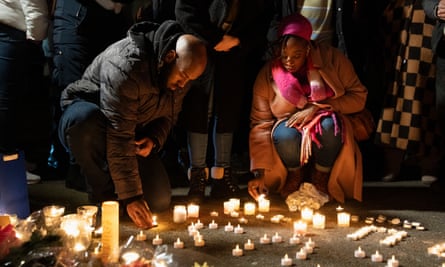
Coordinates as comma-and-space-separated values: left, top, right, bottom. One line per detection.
160, 51, 206, 91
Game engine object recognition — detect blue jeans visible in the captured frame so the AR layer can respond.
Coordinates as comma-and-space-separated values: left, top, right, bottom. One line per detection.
58, 100, 171, 211
187, 129, 233, 168
272, 116, 343, 169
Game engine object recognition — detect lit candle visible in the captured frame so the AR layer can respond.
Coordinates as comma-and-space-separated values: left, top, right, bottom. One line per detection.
371, 251, 383, 262
234, 224, 244, 234
289, 234, 301, 245
305, 237, 315, 248
173, 237, 184, 249
121, 251, 140, 265
173, 205, 187, 223
101, 201, 119, 263
230, 210, 239, 217
312, 213, 326, 229
257, 195, 270, 213
337, 212, 351, 227
244, 239, 254, 250
272, 232, 283, 243
224, 222, 234, 232
387, 255, 399, 267
354, 246, 366, 258
152, 234, 163, 245
77, 205, 98, 229
281, 254, 292, 266
210, 211, 219, 217
243, 202, 256, 216
208, 220, 218, 229
194, 235, 205, 247
229, 198, 240, 211
301, 207, 313, 222
152, 215, 158, 227
296, 248, 307, 260
43, 205, 65, 229
336, 205, 344, 212
232, 244, 243, 256
224, 201, 235, 214
194, 219, 204, 229
238, 217, 248, 224
303, 244, 314, 254
293, 220, 307, 236
256, 214, 265, 220
187, 204, 200, 218
260, 234, 271, 244
136, 230, 146, 241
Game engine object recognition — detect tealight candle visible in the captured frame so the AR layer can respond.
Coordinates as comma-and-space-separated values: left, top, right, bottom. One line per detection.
354, 246, 366, 258
187, 204, 200, 218
336, 205, 344, 212
312, 213, 326, 229
173, 205, 187, 223
244, 239, 255, 250
194, 235, 205, 247
234, 224, 244, 234
337, 212, 351, 227
305, 238, 315, 248
256, 214, 265, 220
293, 220, 307, 236
136, 230, 147, 241
210, 211, 219, 217
244, 202, 256, 216
387, 255, 399, 267
173, 238, 184, 249
303, 244, 313, 254
152, 234, 163, 245
152, 215, 158, 227
194, 219, 204, 229
121, 251, 140, 265
260, 234, 271, 244
232, 244, 243, 256
257, 194, 270, 213
238, 217, 248, 224
301, 207, 314, 222
208, 220, 218, 229
230, 210, 240, 217
224, 222, 234, 232
371, 250, 383, 262
281, 254, 292, 266
296, 248, 307, 260
289, 234, 301, 245
229, 198, 241, 211
272, 232, 283, 243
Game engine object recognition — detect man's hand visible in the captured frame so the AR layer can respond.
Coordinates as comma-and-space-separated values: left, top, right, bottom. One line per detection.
438, 0, 445, 20
134, 137, 155, 157
248, 178, 268, 201
126, 199, 153, 229
214, 35, 240, 52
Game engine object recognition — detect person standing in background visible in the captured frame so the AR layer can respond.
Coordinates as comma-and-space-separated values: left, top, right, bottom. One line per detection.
175, 0, 274, 203
422, 0, 445, 191
0, 0, 50, 183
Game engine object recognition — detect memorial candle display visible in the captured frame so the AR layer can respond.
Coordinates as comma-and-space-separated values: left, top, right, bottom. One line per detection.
101, 201, 120, 264
187, 204, 200, 218
337, 212, 351, 227
243, 202, 256, 216
312, 213, 326, 229
173, 205, 187, 223
257, 194, 270, 213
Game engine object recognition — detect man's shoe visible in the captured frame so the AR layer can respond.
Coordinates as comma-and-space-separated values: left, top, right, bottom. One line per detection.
210, 167, 240, 199
26, 171, 41, 184
187, 167, 208, 203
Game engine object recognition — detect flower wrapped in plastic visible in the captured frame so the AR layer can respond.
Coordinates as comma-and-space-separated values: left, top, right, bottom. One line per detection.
285, 182, 330, 211
0, 224, 20, 259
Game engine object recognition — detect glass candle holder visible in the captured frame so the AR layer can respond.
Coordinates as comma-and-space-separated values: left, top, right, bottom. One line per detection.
43, 205, 65, 230
77, 205, 98, 229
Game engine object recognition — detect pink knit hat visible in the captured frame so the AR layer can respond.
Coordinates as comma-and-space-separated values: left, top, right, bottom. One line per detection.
277, 13, 312, 41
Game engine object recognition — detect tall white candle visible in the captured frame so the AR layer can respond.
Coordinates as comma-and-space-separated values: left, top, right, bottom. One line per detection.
293, 220, 307, 236
244, 202, 256, 216
187, 204, 200, 218
337, 212, 351, 227
101, 201, 119, 263
301, 207, 313, 222
257, 195, 270, 213
312, 213, 326, 229
173, 205, 187, 223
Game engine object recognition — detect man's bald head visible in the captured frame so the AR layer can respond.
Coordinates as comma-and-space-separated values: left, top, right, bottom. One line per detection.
175, 34, 208, 80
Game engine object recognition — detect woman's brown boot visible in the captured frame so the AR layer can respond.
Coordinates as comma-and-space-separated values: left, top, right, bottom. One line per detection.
280, 168, 303, 198
311, 169, 330, 196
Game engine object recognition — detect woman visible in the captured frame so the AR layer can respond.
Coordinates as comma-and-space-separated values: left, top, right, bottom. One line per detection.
248, 13, 367, 207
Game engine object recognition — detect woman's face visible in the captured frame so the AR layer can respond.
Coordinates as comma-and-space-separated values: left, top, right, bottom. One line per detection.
280, 36, 309, 73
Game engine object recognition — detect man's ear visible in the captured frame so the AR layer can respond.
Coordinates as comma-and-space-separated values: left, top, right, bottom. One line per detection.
163, 50, 177, 64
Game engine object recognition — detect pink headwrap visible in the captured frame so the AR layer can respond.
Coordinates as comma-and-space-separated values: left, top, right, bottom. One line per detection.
277, 13, 312, 41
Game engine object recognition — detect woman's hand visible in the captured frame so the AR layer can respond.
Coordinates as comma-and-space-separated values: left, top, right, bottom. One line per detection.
134, 137, 155, 157
248, 178, 269, 201
126, 199, 154, 229
286, 104, 320, 128
214, 35, 240, 52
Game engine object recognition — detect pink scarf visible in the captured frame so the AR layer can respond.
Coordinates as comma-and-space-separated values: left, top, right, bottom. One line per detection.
271, 58, 334, 108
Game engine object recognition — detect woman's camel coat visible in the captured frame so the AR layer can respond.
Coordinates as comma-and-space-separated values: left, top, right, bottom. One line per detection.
249, 42, 368, 203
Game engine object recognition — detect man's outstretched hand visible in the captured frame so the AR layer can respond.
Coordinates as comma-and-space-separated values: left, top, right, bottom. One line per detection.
126, 199, 154, 229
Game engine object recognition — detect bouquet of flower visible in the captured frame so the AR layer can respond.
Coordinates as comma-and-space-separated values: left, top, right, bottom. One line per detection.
0, 224, 20, 259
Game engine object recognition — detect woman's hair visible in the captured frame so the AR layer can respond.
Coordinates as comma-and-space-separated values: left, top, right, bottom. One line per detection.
271, 34, 310, 59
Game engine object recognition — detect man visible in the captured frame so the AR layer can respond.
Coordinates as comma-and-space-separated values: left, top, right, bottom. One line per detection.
58, 20, 207, 229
